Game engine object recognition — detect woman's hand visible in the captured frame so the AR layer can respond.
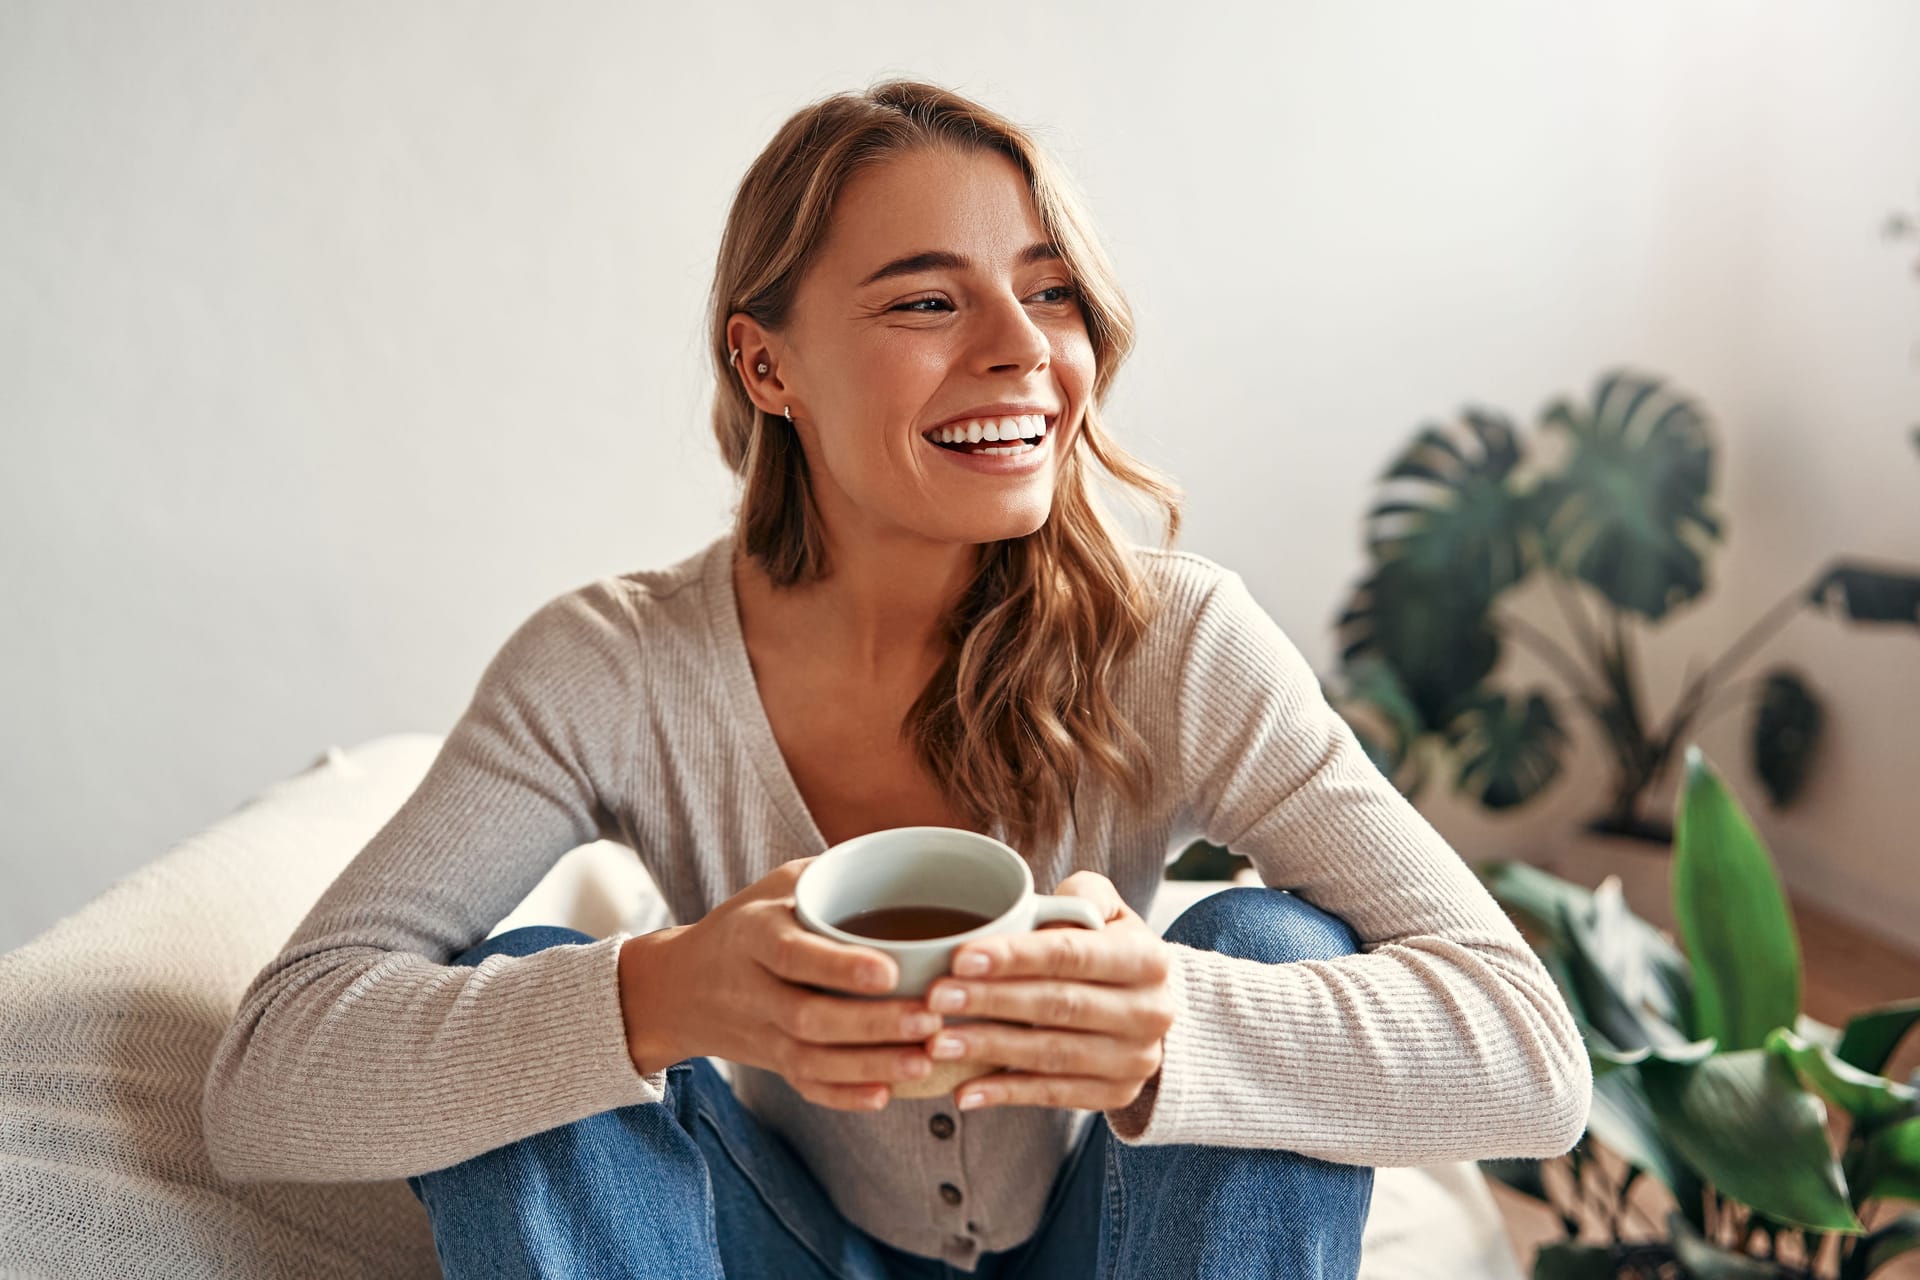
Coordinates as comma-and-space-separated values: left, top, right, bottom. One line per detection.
621, 857, 946, 1111
921, 871, 1176, 1112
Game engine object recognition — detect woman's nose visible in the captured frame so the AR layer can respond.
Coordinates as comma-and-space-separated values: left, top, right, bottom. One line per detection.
975, 295, 1051, 375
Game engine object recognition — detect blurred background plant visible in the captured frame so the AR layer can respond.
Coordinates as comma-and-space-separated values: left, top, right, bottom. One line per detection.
1321, 370, 1920, 845
1475, 749, 1920, 1279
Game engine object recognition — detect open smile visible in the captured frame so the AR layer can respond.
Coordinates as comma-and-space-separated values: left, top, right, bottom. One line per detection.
920, 413, 1055, 474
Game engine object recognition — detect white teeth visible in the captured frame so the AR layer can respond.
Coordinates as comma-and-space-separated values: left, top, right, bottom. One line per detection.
925, 414, 1049, 445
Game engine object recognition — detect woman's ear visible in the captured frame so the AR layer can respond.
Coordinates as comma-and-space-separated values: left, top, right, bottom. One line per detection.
726, 313, 789, 418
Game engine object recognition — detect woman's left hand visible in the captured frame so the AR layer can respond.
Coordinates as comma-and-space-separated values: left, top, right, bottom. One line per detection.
918, 871, 1176, 1112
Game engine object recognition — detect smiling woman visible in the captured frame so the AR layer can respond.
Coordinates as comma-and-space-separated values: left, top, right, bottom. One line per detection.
204, 76, 1588, 1280
708, 95, 1186, 867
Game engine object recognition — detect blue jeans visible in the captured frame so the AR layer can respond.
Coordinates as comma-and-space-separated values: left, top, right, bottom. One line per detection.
405, 887, 1375, 1278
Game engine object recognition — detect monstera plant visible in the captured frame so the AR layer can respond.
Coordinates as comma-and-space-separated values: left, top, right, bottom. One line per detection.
1331, 370, 1920, 842
1476, 749, 1920, 1279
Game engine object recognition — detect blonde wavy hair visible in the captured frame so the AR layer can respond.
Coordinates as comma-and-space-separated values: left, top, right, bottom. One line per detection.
707, 78, 1184, 856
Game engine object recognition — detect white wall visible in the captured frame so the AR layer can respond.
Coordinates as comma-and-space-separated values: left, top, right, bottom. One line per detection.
4, 0, 1916, 954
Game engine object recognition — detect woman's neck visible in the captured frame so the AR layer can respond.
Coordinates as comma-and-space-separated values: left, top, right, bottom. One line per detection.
732, 535, 971, 686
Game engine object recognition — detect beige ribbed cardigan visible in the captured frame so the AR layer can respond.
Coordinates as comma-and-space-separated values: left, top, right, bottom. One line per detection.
201, 530, 1591, 1271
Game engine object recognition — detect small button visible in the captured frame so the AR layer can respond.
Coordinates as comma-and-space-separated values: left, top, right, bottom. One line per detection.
939, 1182, 963, 1206
929, 1113, 955, 1139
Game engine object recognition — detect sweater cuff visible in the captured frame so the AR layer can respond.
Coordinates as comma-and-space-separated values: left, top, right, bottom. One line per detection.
1102, 942, 1196, 1144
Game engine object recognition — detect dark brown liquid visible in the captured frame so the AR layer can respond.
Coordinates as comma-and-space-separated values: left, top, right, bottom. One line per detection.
832, 904, 994, 941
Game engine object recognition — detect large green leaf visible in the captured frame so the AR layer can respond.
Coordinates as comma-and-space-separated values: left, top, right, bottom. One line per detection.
1854, 1116, 1920, 1207
1751, 669, 1823, 808
1478, 860, 1697, 1050
1534, 946, 1609, 1068
1364, 408, 1536, 601
1534, 370, 1723, 621
1639, 1049, 1863, 1232
1808, 560, 1920, 625
1672, 749, 1802, 1052
1839, 1209, 1920, 1280
1555, 904, 1647, 1056
1338, 407, 1536, 734
1560, 874, 1697, 1044
1588, 1066, 1707, 1230
1837, 1000, 1920, 1076
1667, 1211, 1798, 1276
1767, 1027, 1920, 1132
1446, 690, 1568, 809
1337, 559, 1499, 729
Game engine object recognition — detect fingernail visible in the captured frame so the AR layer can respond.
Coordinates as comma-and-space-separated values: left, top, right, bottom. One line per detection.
929, 986, 966, 1012
954, 952, 989, 976
904, 1014, 942, 1038
932, 1035, 965, 1059
959, 1090, 987, 1110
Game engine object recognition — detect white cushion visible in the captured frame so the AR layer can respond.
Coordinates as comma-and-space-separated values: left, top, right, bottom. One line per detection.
0, 733, 1520, 1279
0, 736, 448, 1279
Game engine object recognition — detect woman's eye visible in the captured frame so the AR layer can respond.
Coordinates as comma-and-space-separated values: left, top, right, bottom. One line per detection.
892, 285, 1078, 313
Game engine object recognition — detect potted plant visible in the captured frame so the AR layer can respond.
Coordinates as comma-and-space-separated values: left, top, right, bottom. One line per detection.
1476, 747, 1920, 1278
1326, 370, 1918, 914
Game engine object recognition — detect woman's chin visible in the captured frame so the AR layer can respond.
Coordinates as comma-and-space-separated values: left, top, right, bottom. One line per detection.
939, 499, 1053, 545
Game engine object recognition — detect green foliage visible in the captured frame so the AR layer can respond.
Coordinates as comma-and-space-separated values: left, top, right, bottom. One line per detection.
1532, 377, 1721, 621
1481, 753, 1919, 1277
1332, 371, 1920, 834
1752, 673, 1822, 807
1672, 747, 1803, 1054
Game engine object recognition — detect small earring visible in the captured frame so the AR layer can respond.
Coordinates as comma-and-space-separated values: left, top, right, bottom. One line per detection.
728, 347, 740, 366
758, 362, 769, 375
783, 405, 793, 423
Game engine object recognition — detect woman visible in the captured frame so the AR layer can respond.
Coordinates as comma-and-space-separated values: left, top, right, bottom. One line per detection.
202, 80, 1591, 1279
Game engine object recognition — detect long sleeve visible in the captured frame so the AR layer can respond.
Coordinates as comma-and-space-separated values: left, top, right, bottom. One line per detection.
201, 580, 670, 1184
1103, 567, 1592, 1165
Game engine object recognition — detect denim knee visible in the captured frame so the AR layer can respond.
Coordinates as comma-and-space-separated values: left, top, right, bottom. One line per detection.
449, 924, 596, 967
1162, 886, 1363, 964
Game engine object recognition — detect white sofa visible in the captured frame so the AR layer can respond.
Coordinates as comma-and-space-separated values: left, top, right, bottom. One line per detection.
0, 733, 1524, 1279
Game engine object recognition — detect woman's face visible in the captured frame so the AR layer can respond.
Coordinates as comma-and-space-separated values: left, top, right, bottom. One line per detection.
741, 146, 1095, 549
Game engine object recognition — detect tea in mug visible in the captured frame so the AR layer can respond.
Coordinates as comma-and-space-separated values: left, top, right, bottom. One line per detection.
831, 904, 994, 941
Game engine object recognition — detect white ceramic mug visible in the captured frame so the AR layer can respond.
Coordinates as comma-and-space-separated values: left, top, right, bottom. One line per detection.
793, 825, 1106, 1099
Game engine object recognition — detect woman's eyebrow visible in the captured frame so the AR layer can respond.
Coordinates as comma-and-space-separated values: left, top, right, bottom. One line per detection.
856, 241, 1061, 288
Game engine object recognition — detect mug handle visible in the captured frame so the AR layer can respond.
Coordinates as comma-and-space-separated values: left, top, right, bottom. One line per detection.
1032, 894, 1106, 931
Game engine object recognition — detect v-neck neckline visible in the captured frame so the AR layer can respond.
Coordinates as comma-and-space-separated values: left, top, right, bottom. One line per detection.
701, 528, 1007, 858
704, 529, 830, 855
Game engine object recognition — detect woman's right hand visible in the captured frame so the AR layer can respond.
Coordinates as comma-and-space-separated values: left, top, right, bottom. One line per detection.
620, 856, 944, 1110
